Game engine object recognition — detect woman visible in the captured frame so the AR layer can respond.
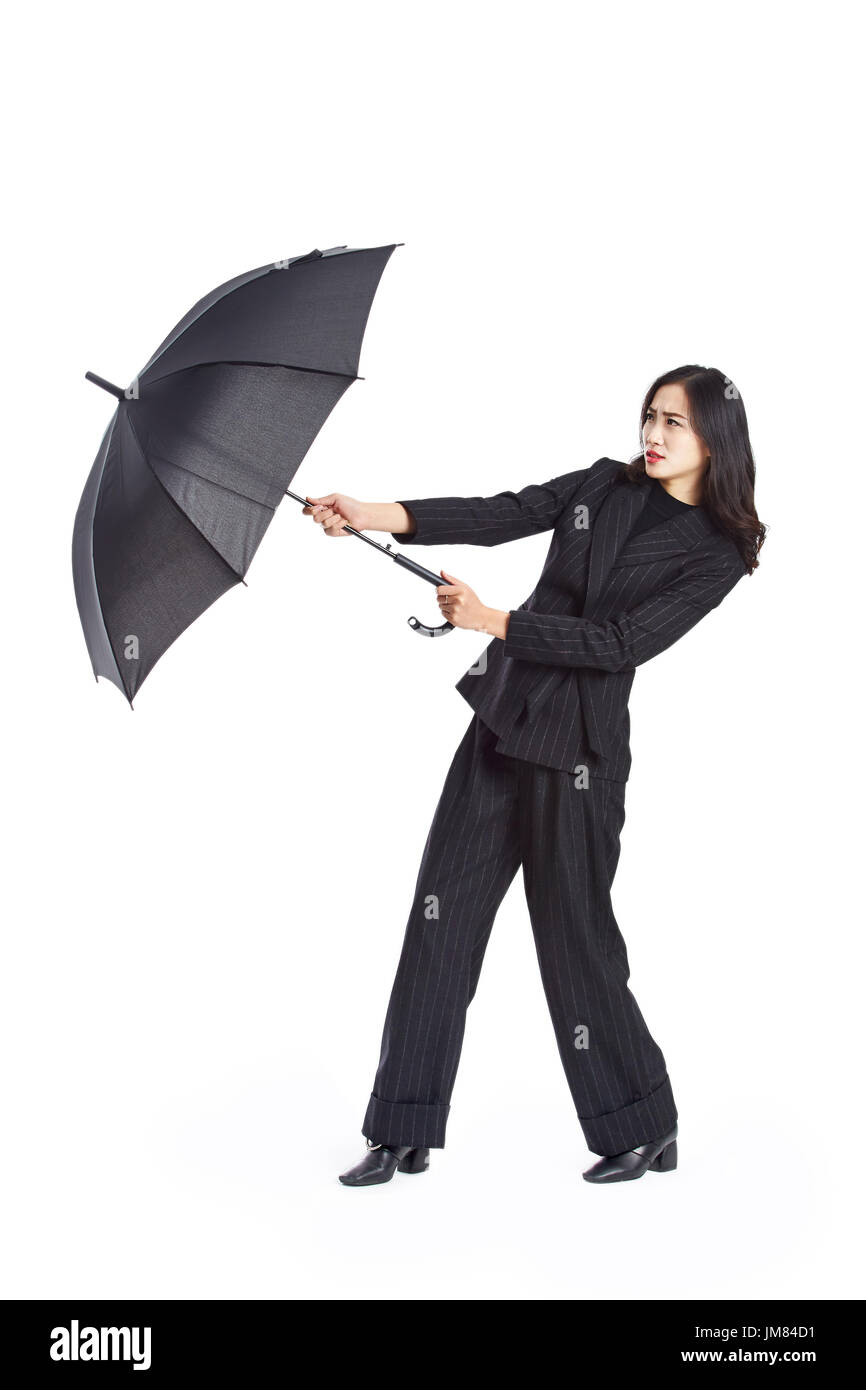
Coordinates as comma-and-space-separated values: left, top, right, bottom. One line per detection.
304, 364, 764, 1187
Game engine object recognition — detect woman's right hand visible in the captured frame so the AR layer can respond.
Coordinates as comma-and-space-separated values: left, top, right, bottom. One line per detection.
302, 493, 369, 537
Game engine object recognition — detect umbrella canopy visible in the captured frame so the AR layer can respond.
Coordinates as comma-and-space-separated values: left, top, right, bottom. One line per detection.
73, 243, 400, 703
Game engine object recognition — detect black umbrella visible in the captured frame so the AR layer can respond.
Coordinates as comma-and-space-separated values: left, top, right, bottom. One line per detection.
73, 242, 455, 707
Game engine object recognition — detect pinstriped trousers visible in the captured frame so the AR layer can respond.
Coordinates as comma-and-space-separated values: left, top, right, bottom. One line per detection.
362, 713, 678, 1156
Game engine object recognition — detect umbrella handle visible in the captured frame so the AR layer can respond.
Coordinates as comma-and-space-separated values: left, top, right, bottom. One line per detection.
389, 552, 456, 636
406, 614, 455, 637
286, 489, 458, 635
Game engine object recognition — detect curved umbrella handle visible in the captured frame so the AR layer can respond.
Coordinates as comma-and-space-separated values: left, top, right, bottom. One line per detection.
388, 551, 457, 636
407, 614, 455, 637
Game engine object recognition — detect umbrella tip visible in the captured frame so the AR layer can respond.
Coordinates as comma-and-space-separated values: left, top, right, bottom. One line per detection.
85, 371, 126, 401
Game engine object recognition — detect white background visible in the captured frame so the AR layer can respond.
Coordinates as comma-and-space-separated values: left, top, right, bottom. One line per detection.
2, 0, 863, 1300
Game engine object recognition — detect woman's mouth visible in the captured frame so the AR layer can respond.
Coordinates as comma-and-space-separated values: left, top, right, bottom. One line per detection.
646, 450, 664, 462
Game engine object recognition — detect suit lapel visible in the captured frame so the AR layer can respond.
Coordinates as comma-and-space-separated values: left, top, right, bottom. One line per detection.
583, 481, 647, 616
583, 478, 716, 614
612, 501, 716, 566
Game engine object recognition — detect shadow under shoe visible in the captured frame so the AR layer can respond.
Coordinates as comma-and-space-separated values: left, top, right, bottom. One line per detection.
582, 1123, 678, 1184
338, 1140, 431, 1187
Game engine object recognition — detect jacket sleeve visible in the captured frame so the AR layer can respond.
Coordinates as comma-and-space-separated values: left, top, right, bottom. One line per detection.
502, 552, 746, 672
390, 460, 603, 547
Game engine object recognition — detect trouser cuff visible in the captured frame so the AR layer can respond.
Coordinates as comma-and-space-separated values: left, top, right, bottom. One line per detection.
580, 1073, 678, 1156
363, 1093, 451, 1149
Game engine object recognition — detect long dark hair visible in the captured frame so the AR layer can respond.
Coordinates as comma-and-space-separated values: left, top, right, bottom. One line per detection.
620, 365, 766, 574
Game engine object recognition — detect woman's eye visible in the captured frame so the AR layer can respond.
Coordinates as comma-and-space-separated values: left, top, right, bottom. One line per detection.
645, 413, 683, 427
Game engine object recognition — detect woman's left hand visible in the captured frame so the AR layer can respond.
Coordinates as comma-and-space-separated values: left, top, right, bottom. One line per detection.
436, 570, 492, 632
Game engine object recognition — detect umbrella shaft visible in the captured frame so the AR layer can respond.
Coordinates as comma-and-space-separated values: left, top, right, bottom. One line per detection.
286, 488, 444, 587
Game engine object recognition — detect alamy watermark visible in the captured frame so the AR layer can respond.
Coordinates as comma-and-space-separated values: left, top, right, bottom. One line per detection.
50, 1319, 151, 1371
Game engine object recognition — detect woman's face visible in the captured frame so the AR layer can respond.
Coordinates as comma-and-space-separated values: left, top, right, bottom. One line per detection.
642, 383, 709, 494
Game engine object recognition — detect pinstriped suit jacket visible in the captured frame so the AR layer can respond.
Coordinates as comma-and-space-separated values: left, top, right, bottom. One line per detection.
394, 456, 747, 781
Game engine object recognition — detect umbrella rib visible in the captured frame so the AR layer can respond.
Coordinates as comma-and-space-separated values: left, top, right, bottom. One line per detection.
142, 359, 362, 388
145, 448, 280, 511
124, 410, 249, 582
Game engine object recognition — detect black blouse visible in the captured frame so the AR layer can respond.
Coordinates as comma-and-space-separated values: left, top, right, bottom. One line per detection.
627, 477, 698, 539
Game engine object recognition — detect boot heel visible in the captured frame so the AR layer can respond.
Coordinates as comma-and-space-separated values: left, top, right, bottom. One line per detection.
649, 1139, 677, 1172
396, 1146, 430, 1174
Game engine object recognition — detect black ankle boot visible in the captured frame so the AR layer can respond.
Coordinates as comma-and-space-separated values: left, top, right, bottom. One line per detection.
338, 1139, 431, 1186
582, 1123, 678, 1184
